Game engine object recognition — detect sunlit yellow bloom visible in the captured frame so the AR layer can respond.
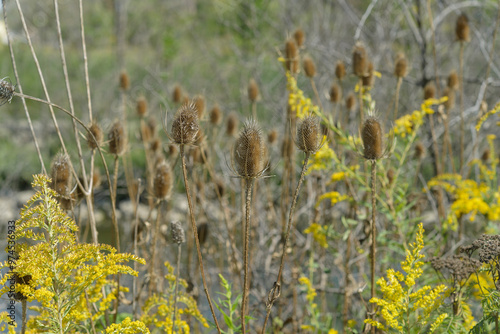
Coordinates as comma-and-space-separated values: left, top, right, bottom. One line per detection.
304, 223, 329, 248
476, 102, 500, 131
307, 139, 335, 174
298, 276, 317, 302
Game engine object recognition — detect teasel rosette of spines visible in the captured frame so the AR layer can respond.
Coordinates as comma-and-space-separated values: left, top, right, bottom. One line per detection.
393, 52, 407, 119
166, 101, 221, 333
360, 113, 384, 334
232, 120, 267, 333
456, 13, 469, 174
262, 116, 321, 333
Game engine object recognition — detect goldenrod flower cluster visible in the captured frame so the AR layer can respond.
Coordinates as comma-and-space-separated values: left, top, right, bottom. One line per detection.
393, 98, 446, 138
304, 223, 330, 248
285, 71, 320, 119
476, 101, 500, 131
365, 223, 448, 333
307, 138, 336, 173
105, 317, 151, 333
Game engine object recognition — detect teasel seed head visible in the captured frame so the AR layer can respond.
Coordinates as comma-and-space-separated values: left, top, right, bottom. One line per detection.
194, 95, 205, 119
295, 116, 321, 154
387, 168, 395, 186
136, 96, 148, 117
303, 56, 316, 78
87, 121, 103, 150
481, 148, 490, 163
346, 92, 356, 111
361, 115, 383, 160
394, 52, 408, 78
415, 142, 425, 159
329, 83, 342, 103
233, 120, 267, 179
285, 39, 299, 73
424, 82, 436, 100
442, 87, 455, 110
335, 61, 346, 81
362, 61, 374, 87
50, 152, 72, 197
168, 144, 178, 158
154, 161, 173, 200
171, 221, 185, 244
447, 70, 459, 90
226, 112, 238, 137
13, 273, 32, 301
119, 71, 130, 90
209, 104, 222, 125
0, 77, 15, 105
108, 120, 127, 155
197, 223, 209, 246
268, 128, 278, 145
293, 28, 305, 48
150, 138, 162, 153
141, 121, 152, 143
170, 101, 200, 145
352, 41, 367, 77
173, 84, 183, 104
456, 14, 470, 42
248, 78, 260, 102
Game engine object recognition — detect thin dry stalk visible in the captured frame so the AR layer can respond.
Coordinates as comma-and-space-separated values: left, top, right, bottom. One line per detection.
369, 160, 377, 334
394, 77, 402, 120
149, 200, 162, 296
459, 41, 465, 174
132, 179, 142, 319
261, 153, 310, 333
179, 145, 221, 333
21, 299, 26, 334
241, 179, 255, 334
172, 243, 182, 332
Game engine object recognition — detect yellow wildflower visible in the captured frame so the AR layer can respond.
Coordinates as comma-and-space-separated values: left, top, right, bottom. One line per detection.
304, 223, 329, 248
307, 139, 335, 174
299, 276, 317, 302
476, 102, 500, 131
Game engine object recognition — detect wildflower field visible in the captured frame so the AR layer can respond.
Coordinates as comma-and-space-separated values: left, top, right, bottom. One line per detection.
1, 1, 500, 333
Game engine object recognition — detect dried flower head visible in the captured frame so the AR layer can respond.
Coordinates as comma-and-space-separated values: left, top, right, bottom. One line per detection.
173, 84, 183, 103
293, 28, 305, 48
12, 273, 32, 301
0, 77, 15, 106
268, 129, 278, 145
456, 14, 470, 42
303, 56, 316, 78
154, 161, 173, 200
285, 39, 299, 73
87, 121, 103, 150
447, 70, 459, 90
150, 138, 161, 153
346, 92, 356, 111
442, 87, 455, 110
194, 95, 205, 119
424, 82, 436, 100
197, 223, 209, 246
210, 104, 222, 125
481, 148, 490, 162
170, 102, 200, 145
394, 52, 408, 78
248, 78, 260, 102
168, 144, 178, 157
232, 120, 267, 179
329, 83, 341, 103
295, 116, 321, 154
387, 168, 395, 186
136, 96, 148, 117
335, 61, 346, 81
171, 221, 185, 244
226, 112, 238, 137
352, 41, 367, 77
50, 152, 72, 197
361, 115, 383, 160
430, 254, 480, 282
119, 71, 130, 90
361, 61, 374, 87
415, 142, 425, 159
108, 120, 127, 155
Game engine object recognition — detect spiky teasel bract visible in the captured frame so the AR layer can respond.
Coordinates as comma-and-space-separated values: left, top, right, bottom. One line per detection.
232, 120, 268, 179
456, 13, 470, 42
87, 121, 103, 150
0, 77, 15, 106
295, 115, 322, 154
248, 78, 260, 102
169, 101, 200, 145
108, 120, 127, 156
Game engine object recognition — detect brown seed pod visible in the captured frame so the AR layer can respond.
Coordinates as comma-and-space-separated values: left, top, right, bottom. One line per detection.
285, 39, 299, 73
415, 142, 425, 159
51, 152, 71, 184
0, 78, 15, 105
170, 102, 200, 145
329, 83, 342, 103
456, 14, 470, 42
447, 70, 459, 90
194, 95, 205, 119
295, 116, 321, 154
394, 52, 408, 78
268, 129, 278, 145
168, 144, 178, 158
362, 61, 374, 87
108, 120, 127, 155
248, 78, 260, 102
424, 82, 436, 100
209, 104, 222, 125
153, 161, 173, 200
226, 112, 239, 137
171, 221, 186, 244
387, 168, 395, 186
119, 71, 130, 90
352, 41, 367, 77
150, 138, 162, 153
173, 84, 183, 104
335, 61, 346, 81
346, 92, 356, 111
481, 148, 490, 162
136, 96, 148, 117
197, 223, 209, 246
87, 121, 103, 150
293, 28, 305, 48
442, 87, 455, 110
361, 116, 383, 160
303, 56, 316, 78
233, 120, 266, 178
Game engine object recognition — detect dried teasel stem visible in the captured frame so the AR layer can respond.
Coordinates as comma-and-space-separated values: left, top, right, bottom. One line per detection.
171, 221, 185, 332
241, 179, 254, 334
369, 160, 377, 333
